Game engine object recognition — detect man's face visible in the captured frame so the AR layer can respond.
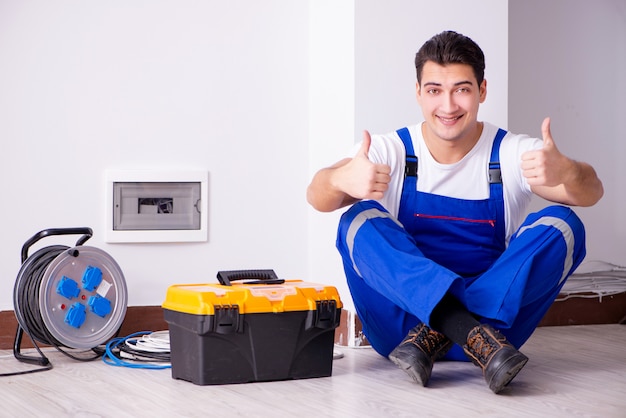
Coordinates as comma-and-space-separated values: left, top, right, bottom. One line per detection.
416, 61, 486, 144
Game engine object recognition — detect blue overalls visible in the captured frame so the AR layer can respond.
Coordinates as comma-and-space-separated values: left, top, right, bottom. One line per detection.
336, 127, 586, 361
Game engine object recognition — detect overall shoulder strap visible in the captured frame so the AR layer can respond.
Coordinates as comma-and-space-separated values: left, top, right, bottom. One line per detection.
488, 128, 507, 184
396, 127, 418, 205
396, 127, 418, 178
489, 128, 507, 243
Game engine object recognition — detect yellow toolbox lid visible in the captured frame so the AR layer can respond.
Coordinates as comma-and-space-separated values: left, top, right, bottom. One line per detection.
162, 280, 343, 315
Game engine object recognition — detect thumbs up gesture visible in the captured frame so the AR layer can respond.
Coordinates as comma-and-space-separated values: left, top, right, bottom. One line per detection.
340, 130, 392, 200
521, 118, 573, 187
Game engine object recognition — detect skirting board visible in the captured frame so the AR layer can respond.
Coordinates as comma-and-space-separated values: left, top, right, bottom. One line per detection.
1, 293, 624, 350
0, 306, 168, 351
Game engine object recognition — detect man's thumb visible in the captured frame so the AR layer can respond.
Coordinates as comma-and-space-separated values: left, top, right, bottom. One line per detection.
541, 117, 555, 148
358, 130, 372, 158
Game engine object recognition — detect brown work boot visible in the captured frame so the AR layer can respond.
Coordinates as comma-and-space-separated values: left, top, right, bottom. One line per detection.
463, 324, 529, 394
388, 323, 452, 386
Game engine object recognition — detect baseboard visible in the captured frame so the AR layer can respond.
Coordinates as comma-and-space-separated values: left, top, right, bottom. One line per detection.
0, 306, 168, 351
1, 293, 624, 350
538, 292, 626, 327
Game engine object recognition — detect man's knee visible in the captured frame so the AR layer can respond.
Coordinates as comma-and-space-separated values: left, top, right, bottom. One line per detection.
337, 200, 403, 245
339, 200, 389, 225
519, 205, 585, 240
515, 205, 587, 273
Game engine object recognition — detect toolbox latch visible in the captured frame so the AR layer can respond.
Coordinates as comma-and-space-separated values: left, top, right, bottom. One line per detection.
313, 300, 338, 330
213, 305, 242, 334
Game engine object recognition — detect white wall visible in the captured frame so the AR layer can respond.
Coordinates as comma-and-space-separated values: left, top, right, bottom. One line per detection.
307, 0, 355, 313
0, 1, 310, 309
509, 0, 626, 265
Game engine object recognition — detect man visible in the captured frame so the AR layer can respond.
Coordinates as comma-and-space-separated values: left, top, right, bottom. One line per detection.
306, 31, 603, 394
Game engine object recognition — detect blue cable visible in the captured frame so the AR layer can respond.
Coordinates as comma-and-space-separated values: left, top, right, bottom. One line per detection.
102, 331, 171, 370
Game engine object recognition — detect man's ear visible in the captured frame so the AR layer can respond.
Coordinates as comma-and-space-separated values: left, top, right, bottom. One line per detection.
479, 79, 487, 103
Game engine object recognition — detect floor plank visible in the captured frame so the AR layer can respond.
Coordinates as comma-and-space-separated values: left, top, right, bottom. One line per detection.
1, 324, 625, 417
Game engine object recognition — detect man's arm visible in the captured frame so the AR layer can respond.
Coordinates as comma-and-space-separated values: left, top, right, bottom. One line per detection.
306, 131, 392, 212
522, 118, 604, 207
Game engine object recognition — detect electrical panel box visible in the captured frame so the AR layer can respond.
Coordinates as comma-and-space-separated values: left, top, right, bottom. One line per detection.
105, 170, 208, 243
113, 182, 200, 231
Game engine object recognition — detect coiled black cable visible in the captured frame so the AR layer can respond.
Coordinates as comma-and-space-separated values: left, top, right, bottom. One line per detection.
1, 228, 114, 377
14, 246, 66, 347
13, 245, 103, 363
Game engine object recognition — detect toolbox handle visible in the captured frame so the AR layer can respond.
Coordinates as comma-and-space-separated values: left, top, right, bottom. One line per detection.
216, 269, 285, 286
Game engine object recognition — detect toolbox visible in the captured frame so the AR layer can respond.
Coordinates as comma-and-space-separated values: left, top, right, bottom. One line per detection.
162, 270, 342, 385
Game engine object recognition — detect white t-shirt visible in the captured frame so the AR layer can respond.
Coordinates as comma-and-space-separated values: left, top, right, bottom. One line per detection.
349, 122, 543, 242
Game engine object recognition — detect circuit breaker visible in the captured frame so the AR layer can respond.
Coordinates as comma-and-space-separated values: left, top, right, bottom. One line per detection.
105, 170, 208, 243
113, 182, 201, 231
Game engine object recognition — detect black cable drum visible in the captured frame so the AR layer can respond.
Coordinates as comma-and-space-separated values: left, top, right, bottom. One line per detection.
13, 229, 128, 351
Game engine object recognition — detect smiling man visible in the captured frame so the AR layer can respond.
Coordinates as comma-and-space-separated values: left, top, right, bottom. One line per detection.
306, 31, 603, 394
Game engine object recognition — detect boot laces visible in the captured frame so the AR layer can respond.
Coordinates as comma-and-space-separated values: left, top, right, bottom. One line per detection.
468, 327, 506, 363
404, 325, 448, 355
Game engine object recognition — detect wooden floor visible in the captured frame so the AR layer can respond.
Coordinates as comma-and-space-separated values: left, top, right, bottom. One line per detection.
2, 324, 625, 417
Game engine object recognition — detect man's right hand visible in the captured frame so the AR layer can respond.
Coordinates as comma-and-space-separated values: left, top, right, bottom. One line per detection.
307, 130, 392, 212
335, 130, 392, 201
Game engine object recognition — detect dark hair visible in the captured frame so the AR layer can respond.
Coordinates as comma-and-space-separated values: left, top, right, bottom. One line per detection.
414, 31, 485, 85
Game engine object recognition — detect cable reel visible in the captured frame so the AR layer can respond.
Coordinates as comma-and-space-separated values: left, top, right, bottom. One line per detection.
13, 228, 128, 368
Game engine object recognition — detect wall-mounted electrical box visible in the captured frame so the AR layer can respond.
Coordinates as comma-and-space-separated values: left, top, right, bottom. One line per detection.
105, 170, 208, 243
